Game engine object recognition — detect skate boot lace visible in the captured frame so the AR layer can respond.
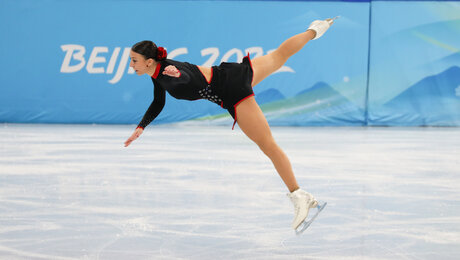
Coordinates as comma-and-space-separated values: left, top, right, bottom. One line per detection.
289, 195, 301, 215
288, 191, 316, 214
294, 203, 300, 215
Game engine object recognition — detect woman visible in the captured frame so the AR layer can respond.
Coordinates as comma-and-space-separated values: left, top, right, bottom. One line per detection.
124, 18, 334, 232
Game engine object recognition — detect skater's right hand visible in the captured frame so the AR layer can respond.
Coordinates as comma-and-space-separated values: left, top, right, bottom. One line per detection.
124, 127, 143, 147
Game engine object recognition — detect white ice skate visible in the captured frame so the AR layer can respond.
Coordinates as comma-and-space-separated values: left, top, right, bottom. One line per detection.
288, 189, 327, 235
307, 16, 339, 40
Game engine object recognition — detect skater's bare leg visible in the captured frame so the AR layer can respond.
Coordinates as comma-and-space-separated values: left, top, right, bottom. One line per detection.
239, 19, 333, 230
251, 30, 316, 87
236, 96, 299, 192
237, 30, 315, 191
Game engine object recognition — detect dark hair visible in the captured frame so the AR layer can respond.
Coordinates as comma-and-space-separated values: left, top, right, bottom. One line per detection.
131, 40, 167, 61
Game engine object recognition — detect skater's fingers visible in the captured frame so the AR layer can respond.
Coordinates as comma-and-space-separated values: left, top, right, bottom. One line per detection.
124, 133, 137, 147
124, 136, 136, 147
124, 138, 133, 147
124, 128, 143, 147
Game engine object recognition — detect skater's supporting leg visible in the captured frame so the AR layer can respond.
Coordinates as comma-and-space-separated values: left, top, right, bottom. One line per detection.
251, 30, 316, 87
235, 96, 299, 192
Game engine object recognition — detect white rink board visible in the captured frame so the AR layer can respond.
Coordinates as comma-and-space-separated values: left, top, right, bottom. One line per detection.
1, 124, 459, 259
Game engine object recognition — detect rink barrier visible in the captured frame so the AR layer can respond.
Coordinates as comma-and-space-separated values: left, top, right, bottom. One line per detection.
0, 0, 459, 126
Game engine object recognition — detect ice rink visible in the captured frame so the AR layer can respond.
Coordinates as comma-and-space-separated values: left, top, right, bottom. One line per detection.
1, 124, 459, 259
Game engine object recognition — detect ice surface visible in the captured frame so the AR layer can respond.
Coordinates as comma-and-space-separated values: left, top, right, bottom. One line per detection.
1, 124, 459, 259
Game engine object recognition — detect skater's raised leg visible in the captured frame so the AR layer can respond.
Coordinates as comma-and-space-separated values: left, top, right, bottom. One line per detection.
251, 18, 334, 87
250, 30, 315, 87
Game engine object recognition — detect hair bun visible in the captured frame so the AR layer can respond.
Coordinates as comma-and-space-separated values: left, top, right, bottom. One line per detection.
156, 47, 167, 61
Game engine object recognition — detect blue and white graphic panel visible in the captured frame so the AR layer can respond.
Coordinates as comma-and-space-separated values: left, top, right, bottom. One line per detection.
0, 0, 369, 126
368, 1, 460, 126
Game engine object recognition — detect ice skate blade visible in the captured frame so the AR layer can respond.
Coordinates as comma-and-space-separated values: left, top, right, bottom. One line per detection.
326, 16, 340, 25
295, 201, 327, 235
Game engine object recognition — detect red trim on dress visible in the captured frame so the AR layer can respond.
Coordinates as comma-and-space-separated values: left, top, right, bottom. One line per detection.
196, 66, 213, 84
209, 68, 213, 84
232, 93, 255, 130
151, 62, 162, 79
245, 53, 254, 88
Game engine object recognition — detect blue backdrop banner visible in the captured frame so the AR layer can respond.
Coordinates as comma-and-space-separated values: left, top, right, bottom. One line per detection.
368, 1, 460, 126
0, 0, 369, 126
0, 0, 459, 126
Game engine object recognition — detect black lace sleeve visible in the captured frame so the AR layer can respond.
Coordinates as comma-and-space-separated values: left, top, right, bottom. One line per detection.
137, 84, 166, 129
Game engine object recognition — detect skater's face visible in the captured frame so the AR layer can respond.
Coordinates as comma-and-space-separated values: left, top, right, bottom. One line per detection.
129, 50, 155, 76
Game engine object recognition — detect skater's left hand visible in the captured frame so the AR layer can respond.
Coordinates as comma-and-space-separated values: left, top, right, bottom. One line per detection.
124, 127, 143, 147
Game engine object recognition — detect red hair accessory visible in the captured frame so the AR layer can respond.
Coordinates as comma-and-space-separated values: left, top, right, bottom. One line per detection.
156, 47, 167, 61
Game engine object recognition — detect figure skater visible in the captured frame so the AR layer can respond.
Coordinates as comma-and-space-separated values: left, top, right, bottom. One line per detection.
124, 19, 334, 232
